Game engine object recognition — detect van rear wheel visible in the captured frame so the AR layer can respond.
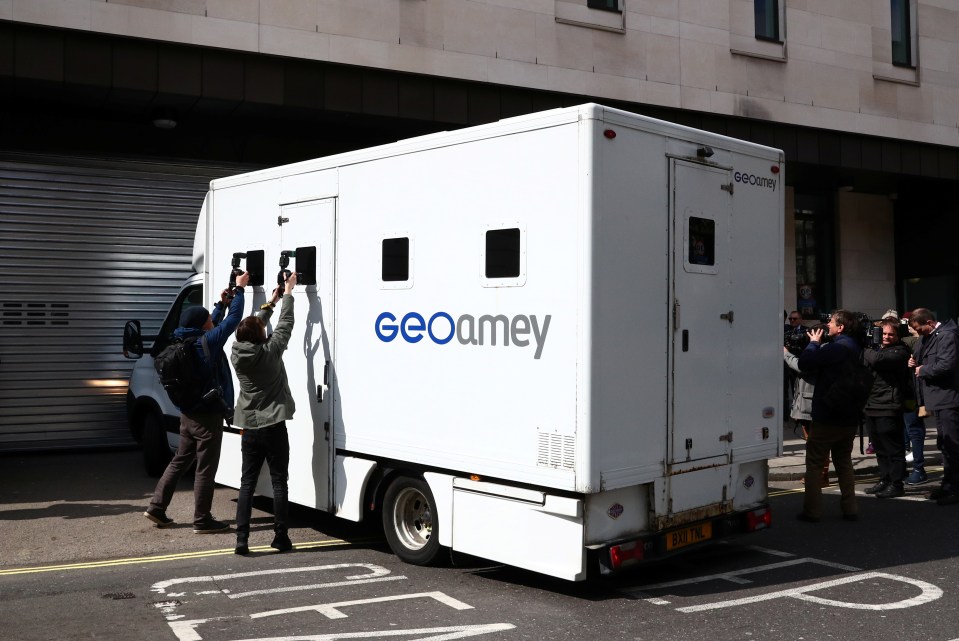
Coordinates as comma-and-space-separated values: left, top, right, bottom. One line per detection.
381, 476, 442, 566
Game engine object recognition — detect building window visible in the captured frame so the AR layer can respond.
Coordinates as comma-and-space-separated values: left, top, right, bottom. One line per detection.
587, 0, 621, 12
890, 0, 912, 67
382, 237, 410, 282
754, 0, 780, 42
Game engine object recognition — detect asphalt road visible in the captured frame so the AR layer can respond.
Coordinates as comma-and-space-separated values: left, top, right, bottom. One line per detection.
2, 449, 958, 641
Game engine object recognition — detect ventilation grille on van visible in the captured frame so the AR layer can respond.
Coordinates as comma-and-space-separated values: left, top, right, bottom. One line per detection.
537, 432, 575, 469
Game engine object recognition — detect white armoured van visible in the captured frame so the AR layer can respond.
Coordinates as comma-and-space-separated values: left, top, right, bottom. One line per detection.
127, 104, 785, 580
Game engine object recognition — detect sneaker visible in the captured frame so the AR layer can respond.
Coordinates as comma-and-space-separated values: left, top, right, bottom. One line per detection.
875, 485, 905, 499
144, 508, 174, 528
904, 469, 928, 486
234, 539, 250, 555
864, 481, 889, 495
193, 518, 230, 534
905, 451, 914, 463
271, 532, 293, 552
865, 442, 875, 454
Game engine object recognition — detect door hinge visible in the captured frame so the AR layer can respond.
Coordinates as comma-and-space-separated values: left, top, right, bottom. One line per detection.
324, 421, 330, 442
277, 215, 289, 226
719, 431, 733, 442
721, 182, 734, 194
720, 310, 734, 323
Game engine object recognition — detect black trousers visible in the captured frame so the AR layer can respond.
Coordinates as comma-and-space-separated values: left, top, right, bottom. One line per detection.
865, 414, 906, 487
150, 411, 224, 525
234, 422, 290, 540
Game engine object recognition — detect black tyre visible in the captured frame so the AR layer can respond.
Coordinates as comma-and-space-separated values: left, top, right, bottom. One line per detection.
381, 475, 443, 566
142, 411, 173, 477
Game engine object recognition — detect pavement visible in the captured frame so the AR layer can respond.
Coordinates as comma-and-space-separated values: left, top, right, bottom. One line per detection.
769, 422, 942, 481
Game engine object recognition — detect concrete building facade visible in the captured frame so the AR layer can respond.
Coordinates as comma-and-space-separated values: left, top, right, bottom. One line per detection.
1, 0, 956, 448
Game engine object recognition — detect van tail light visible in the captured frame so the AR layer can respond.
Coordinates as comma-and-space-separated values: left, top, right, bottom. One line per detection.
609, 540, 644, 570
746, 507, 772, 531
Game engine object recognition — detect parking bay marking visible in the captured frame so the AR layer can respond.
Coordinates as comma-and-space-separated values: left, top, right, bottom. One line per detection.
625, 549, 942, 612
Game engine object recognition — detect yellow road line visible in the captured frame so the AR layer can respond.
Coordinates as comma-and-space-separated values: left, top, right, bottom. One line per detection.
0, 537, 379, 577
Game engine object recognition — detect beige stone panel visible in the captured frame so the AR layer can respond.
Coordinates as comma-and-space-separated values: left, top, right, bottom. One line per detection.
918, 5, 959, 43
644, 32, 680, 84
487, 57, 549, 90
127, 5, 194, 43
357, 37, 488, 82
647, 15, 680, 37
710, 90, 737, 115
11, 0, 91, 30
489, 0, 552, 13
836, 0, 873, 23
546, 64, 642, 103
261, 0, 315, 32
806, 64, 860, 112
207, 0, 258, 23
534, 14, 594, 72
727, 0, 752, 38
744, 58, 786, 101
638, 77, 682, 108
680, 85, 711, 111
819, 16, 872, 58
933, 87, 959, 129
259, 24, 330, 61
592, 28, 645, 79
897, 84, 934, 124
679, 39, 723, 90
859, 77, 900, 118
399, 0, 443, 49
679, 0, 728, 30
787, 8, 823, 48
920, 38, 954, 73
91, 1, 131, 36
493, 6, 538, 63
832, 50, 873, 74
787, 42, 837, 66
805, 0, 843, 19
628, 0, 678, 20
443, 0, 496, 57
318, 0, 398, 42
679, 21, 728, 48
0, 0, 11, 20
191, 15, 258, 51
871, 25, 891, 61
107, 0, 204, 16
838, 193, 895, 253
623, 11, 651, 33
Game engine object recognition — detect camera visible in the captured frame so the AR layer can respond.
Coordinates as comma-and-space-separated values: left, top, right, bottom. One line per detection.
277, 250, 302, 287
229, 252, 247, 296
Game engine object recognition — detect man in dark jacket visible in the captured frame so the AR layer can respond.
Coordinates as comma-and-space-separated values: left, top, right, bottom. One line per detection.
861, 318, 912, 498
144, 271, 249, 533
797, 309, 864, 522
909, 308, 959, 506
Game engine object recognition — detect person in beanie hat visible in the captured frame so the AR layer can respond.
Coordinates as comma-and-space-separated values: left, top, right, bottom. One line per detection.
144, 271, 250, 533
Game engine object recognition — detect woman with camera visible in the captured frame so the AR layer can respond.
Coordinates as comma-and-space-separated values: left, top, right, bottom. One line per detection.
230, 272, 297, 555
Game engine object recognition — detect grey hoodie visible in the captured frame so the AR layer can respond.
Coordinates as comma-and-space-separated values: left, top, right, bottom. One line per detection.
231, 294, 296, 429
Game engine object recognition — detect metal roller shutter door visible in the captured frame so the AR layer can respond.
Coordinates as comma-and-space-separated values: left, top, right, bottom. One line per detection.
0, 152, 251, 451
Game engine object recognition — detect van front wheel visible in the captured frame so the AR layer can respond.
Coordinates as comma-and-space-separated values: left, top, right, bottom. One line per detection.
382, 476, 442, 566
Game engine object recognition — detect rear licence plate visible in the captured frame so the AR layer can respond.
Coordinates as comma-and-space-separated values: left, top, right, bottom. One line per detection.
665, 522, 713, 551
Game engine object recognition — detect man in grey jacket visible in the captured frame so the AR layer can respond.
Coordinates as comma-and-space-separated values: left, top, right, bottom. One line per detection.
231, 273, 297, 554
908, 308, 959, 506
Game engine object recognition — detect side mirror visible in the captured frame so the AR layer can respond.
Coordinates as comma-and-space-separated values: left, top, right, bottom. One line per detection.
123, 320, 144, 359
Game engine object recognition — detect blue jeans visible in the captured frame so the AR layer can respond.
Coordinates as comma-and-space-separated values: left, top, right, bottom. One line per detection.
903, 410, 925, 471
235, 422, 290, 540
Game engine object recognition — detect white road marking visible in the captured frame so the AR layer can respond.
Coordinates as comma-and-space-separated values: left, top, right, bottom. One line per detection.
231, 624, 517, 641
152, 563, 397, 595
676, 571, 943, 612
251, 592, 473, 621
645, 598, 671, 605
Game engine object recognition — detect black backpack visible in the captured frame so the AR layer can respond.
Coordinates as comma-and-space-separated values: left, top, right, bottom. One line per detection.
154, 335, 220, 413
820, 348, 872, 419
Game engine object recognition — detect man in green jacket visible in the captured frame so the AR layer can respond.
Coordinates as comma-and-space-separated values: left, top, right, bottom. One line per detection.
230, 273, 297, 555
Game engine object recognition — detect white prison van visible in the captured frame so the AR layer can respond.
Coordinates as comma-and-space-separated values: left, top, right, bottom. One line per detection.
131, 104, 785, 581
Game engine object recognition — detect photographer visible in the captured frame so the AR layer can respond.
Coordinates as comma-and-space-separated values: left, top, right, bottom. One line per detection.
144, 271, 249, 534
861, 318, 912, 498
230, 272, 297, 555
796, 310, 864, 523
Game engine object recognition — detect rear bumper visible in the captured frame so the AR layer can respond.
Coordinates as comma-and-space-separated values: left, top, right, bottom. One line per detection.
597, 504, 771, 575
